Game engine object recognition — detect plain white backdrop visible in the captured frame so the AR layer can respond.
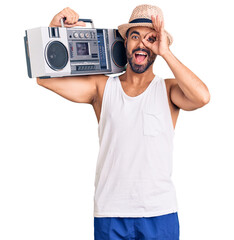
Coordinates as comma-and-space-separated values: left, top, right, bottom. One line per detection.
0, 0, 233, 239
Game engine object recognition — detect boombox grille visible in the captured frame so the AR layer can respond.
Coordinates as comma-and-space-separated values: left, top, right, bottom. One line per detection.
112, 41, 127, 68
45, 41, 68, 70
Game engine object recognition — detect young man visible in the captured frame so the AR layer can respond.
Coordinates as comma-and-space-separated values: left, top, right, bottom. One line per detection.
37, 4, 210, 240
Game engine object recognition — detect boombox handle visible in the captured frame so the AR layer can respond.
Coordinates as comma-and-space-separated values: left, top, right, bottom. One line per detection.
60, 18, 94, 28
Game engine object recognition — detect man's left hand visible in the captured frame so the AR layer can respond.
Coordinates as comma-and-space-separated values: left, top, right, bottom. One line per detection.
142, 15, 170, 57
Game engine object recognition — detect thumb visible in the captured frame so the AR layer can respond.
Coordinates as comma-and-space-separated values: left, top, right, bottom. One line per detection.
64, 21, 86, 28
75, 21, 86, 27
142, 39, 153, 49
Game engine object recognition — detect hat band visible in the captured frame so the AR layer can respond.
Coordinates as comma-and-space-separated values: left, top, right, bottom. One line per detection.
129, 18, 152, 24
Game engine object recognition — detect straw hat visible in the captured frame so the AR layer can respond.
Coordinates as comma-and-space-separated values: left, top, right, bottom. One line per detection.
118, 4, 173, 46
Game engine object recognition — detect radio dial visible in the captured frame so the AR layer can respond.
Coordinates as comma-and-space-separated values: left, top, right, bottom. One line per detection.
73, 32, 79, 38
79, 32, 85, 38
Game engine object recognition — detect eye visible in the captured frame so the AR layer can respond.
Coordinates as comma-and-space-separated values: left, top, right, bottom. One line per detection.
131, 35, 139, 40
147, 37, 156, 43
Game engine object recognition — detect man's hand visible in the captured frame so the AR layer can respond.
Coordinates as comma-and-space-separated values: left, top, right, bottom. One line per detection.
49, 7, 86, 28
142, 15, 170, 57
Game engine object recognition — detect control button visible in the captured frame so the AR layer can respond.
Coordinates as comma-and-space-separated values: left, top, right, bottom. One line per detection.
85, 32, 90, 38
73, 32, 79, 38
79, 32, 84, 38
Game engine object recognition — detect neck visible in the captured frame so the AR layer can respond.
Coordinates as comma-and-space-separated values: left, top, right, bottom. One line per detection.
120, 64, 155, 85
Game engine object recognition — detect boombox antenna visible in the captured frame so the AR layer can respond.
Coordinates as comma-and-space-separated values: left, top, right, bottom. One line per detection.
60, 18, 94, 28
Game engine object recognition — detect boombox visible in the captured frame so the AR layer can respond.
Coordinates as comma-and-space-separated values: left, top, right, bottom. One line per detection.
24, 19, 127, 79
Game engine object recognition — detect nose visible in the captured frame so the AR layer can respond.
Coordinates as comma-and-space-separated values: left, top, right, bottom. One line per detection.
139, 39, 145, 48
138, 37, 149, 50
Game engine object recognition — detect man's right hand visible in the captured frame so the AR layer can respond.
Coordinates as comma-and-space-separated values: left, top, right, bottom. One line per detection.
49, 7, 86, 28
38, 7, 108, 108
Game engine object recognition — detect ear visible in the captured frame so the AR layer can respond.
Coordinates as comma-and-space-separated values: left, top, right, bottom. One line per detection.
124, 37, 127, 48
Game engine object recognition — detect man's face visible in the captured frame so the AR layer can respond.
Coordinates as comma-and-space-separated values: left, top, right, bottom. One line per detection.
125, 26, 157, 74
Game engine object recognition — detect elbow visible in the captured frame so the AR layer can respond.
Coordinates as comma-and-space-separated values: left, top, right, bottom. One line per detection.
201, 90, 211, 106
200, 82, 211, 106
36, 77, 43, 86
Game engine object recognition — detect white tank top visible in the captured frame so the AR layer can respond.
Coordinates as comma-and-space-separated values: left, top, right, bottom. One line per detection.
93, 75, 178, 217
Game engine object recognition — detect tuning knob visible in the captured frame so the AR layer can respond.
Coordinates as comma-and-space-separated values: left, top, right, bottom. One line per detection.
73, 32, 79, 38
79, 32, 84, 38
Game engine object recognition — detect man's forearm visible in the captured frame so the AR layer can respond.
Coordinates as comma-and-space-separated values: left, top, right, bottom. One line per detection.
162, 50, 210, 104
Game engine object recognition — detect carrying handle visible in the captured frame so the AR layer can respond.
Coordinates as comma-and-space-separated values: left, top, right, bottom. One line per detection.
60, 18, 94, 28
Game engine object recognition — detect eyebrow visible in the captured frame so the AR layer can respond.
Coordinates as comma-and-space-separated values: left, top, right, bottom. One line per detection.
130, 31, 140, 36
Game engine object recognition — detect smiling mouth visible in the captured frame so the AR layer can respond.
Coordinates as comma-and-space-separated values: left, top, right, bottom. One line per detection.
134, 52, 148, 64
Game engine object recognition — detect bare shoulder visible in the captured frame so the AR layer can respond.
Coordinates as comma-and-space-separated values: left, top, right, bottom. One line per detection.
96, 74, 109, 90
94, 75, 109, 102
91, 74, 109, 123
164, 78, 177, 90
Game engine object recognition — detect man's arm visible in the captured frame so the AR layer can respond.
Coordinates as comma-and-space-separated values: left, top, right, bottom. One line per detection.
37, 75, 107, 105
142, 15, 210, 111
36, 7, 108, 105
162, 50, 211, 111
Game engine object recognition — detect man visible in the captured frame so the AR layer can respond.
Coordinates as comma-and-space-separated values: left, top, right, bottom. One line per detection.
37, 4, 210, 240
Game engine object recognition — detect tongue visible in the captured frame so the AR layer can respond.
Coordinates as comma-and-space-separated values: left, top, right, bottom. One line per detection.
135, 54, 146, 64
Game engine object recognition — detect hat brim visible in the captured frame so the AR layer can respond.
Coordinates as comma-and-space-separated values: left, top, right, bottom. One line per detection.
118, 22, 173, 46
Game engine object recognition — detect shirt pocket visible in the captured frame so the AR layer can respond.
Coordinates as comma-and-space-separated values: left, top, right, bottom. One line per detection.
143, 111, 165, 137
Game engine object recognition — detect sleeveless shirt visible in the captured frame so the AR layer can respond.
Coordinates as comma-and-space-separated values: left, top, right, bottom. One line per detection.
93, 75, 178, 217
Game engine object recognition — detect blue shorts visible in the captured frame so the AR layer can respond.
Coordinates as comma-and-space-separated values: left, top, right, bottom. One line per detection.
94, 212, 180, 240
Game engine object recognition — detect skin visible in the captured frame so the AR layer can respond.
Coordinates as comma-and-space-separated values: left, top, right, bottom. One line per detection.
37, 8, 211, 130
125, 29, 157, 74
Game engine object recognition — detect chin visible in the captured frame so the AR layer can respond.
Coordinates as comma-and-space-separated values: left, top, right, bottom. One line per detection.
129, 62, 154, 74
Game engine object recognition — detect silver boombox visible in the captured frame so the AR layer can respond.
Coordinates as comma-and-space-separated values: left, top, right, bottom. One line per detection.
24, 19, 127, 78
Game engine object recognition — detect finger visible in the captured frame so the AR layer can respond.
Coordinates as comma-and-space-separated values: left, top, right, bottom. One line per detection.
64, 8, 75, 24
151, 15, 158, 32
76, 21, 86, 27
159, 16, 164, 31
63, 14, 71, 24
142, 33, 157, 49
157, 15, 162, 32
64, 24, 75, 28
64, 21, 86, 28
157, 16, 165, 36
161, 17, 165, 30
70, 9, 79, 23
68, 9, 76, 24
144, 31, 158, 43
62, 8, 70, 23
57, 11, 66, 21
142, 38, 153, 49
156, 15, 160, 28
64, 7, 75, 21
145, 31, 157, 38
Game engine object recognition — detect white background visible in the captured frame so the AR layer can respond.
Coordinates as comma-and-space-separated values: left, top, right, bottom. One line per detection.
0, 0, 233, 239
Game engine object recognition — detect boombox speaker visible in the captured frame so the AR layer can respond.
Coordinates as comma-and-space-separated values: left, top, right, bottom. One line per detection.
24, 19, 127, 79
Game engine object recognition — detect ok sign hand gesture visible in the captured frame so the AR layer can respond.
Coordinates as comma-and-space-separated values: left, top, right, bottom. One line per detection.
142, 15, 171, 57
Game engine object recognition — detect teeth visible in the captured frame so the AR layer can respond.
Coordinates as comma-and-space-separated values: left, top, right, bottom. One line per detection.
136, 52, 147, 56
